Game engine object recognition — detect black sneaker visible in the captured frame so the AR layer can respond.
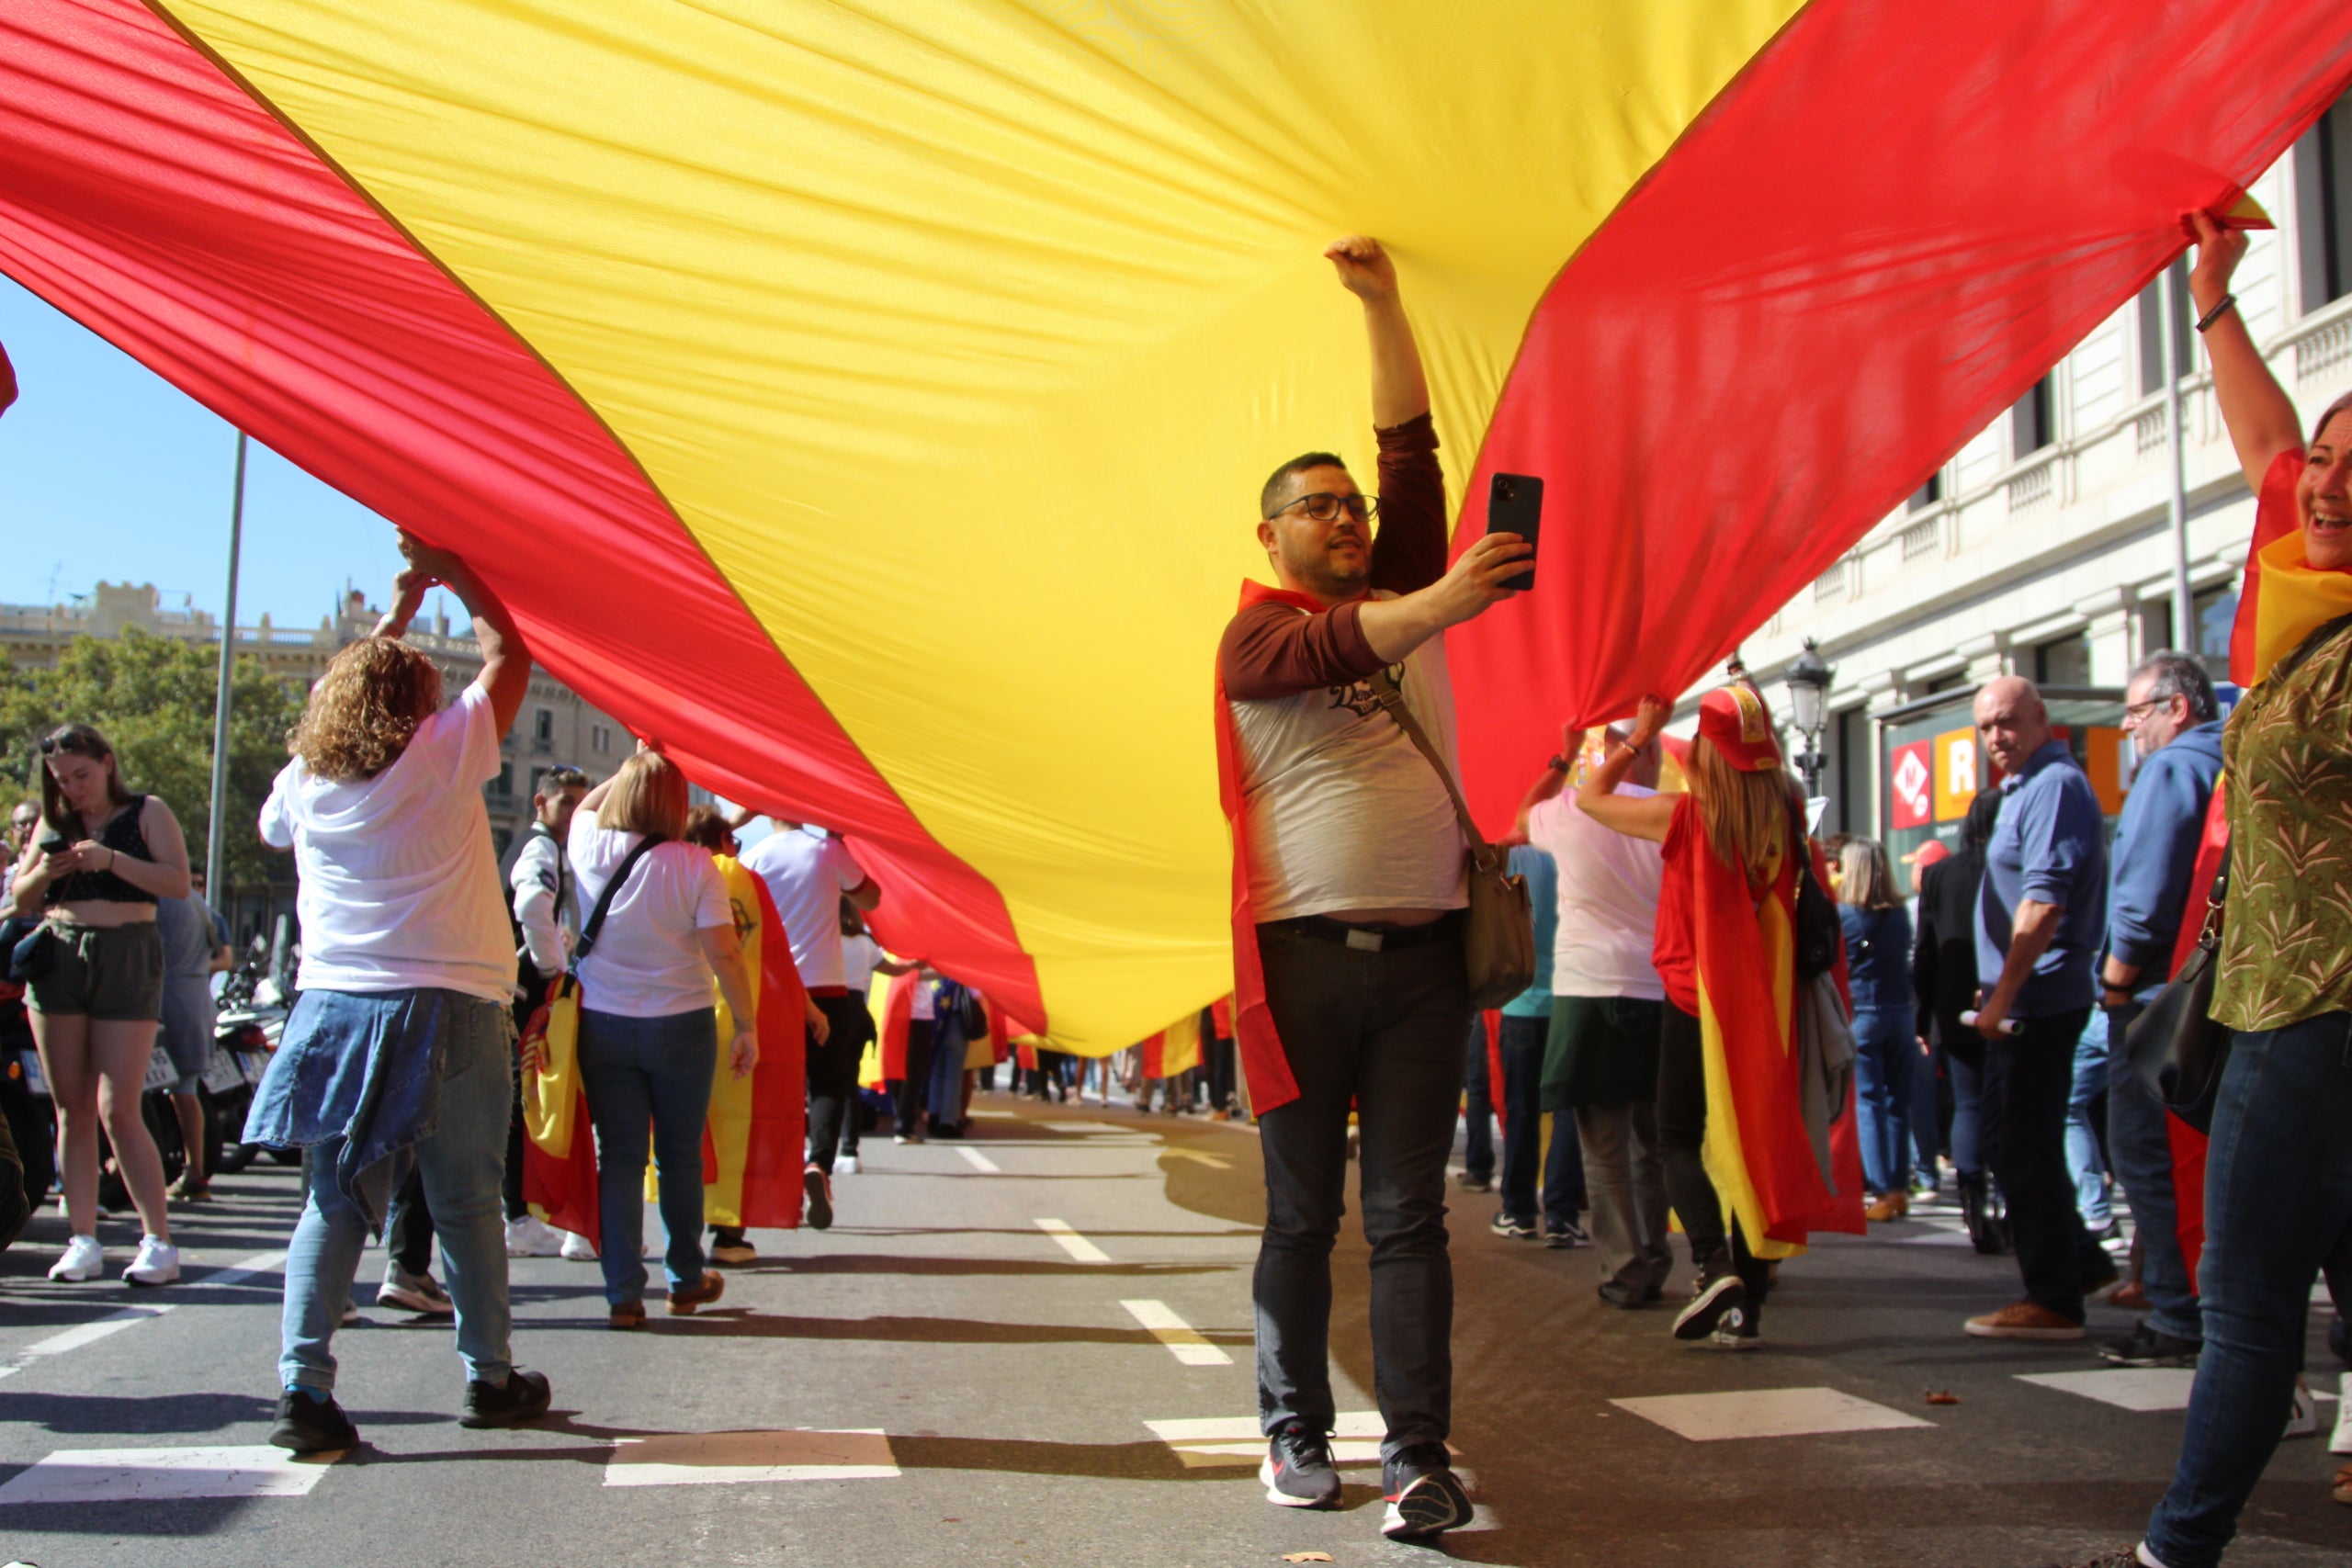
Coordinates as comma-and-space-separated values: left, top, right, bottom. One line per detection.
1673, 1252, 1746, 1341
268, 1388, 359, 1454
1455, 1172, 1493, 1193
1381, 1442, 1472, 1540
1488, 1211, 1536, 1239
803, 1163, 834, 1231
1259, 1420, 1340, 1509
2099, 1322, 2201, 1368
1598, 1280, 1646, 1309
1544, 1219, 1589, 1249
459, 1368, 551, 1428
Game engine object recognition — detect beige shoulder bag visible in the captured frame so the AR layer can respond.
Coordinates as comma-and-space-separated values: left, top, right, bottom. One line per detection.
1365, 669, 1537, 1009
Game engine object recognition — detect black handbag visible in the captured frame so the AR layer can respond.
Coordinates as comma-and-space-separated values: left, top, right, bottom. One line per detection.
6, 918, 53, 986
2123, 853, 2229, 1135
1788, 803, 1841, 982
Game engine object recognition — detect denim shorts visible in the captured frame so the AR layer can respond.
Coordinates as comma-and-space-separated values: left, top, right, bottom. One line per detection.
27, 921, 164, 1022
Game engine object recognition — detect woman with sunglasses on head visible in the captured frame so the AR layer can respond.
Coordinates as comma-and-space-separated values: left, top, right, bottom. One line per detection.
9, 724, 190, 1285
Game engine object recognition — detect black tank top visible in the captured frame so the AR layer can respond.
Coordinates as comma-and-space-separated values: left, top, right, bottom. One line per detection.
44, 795, 158, 907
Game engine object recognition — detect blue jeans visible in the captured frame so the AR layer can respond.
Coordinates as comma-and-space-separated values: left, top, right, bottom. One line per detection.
2145, 1010, 2352, 1568
279, 992, 514, 1393
1462, 1019, 1496, 1183
1851, 1005, 1915, 1194
2106, 995, 2200, 1344
578, 1007, 717, 1307
1497, 1011, 1582, 1225
2066, 1009, 2113, 1228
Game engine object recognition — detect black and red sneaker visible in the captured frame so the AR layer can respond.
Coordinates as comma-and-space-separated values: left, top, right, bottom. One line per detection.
1381, 1443, 1472, 1540
1259, 1420, 1340, 1509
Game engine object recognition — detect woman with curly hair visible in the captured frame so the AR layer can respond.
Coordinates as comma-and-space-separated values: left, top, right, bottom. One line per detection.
8, 722, 190, 1286
244, 533, 552, 1455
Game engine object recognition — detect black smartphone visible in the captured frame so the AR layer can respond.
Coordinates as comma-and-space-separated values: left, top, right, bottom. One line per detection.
1487, 471, 1543, 593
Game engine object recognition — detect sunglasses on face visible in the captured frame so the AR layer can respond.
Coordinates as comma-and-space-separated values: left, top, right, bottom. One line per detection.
1265, 491, 1380, 525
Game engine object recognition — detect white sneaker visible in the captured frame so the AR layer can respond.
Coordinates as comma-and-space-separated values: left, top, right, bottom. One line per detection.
378, 1264, 455, 1315
2332, 1371, 2352, 1456
2283, 1376, 2320, 1439
559, 1231, 598, 1262
837, 1155, 861, 1176
49, 1235, 104, 1282
504, 1215, 564, 1257
123, 1235, 180, 1287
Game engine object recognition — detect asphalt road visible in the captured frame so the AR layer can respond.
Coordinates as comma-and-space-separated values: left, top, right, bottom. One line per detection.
0, 1089, 2342, 1568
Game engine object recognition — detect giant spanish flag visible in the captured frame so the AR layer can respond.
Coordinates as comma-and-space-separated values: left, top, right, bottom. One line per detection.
3, 2, 2346, 1053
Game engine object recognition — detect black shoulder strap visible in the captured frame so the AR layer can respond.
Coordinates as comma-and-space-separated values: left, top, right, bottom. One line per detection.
572, 834, 666, 967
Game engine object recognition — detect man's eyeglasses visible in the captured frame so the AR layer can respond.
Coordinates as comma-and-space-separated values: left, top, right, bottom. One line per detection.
2120, 698, 2169, 724
1265, 491, 1380, 525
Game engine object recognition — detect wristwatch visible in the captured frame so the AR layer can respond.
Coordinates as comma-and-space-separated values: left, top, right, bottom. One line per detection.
1545, 754, 1569, 773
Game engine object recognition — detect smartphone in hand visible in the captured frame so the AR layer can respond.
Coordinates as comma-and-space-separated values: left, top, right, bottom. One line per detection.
1487, 471, 1543, 593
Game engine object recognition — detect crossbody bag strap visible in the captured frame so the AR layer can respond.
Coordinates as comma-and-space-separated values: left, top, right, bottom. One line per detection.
571, 834, 667, 968
1366, 669, 1501, 874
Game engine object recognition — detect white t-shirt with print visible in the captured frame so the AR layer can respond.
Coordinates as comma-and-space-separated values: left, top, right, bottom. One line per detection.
260, 682, 517, 1003
841, 932, 881, 995
567, 817, 732, 1019
740, 826, 868, 988
1525, 786, 1666, 1000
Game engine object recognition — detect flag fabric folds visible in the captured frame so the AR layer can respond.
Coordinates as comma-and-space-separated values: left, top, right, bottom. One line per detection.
3, 2, 2349, 1053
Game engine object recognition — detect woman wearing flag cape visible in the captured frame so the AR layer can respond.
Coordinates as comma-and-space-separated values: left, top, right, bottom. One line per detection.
1578, 684, 1862, 1348
2084, 212, 2352, 1568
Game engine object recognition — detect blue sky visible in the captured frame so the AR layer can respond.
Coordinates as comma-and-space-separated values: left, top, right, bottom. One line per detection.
0, 276, 443, 630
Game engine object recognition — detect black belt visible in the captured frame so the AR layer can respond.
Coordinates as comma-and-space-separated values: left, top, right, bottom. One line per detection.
1261, 909, 1462, 953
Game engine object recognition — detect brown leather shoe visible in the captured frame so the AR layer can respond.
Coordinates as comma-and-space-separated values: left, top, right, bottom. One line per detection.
1963, 1300, 2084, 1340
1864, 1190, 1909, 1223
608, 1300, 647, 1331
666, 1269, 726, 1316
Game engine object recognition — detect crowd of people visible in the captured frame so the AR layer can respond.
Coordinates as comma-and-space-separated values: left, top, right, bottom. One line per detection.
0, 221, 2343, 1561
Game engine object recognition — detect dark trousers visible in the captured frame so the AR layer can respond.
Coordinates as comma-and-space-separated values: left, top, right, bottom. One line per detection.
1657, 1001, 1771, 1313
1938, 1013, 1987, 1177
389, 1164, 435, 1277
1498, 1012, 1582, 1225
892, 1020, 935, 1131
1461, 1020, 1497, 1182
504, 975, 552, 1224
1982, 1007, 2106, 1320
1253, 919, 1467, 1460
1203, 1022, 1237, 1111
805, 992, 870, 1174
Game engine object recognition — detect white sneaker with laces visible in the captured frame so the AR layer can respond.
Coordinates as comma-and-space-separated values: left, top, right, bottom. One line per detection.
49, 1235, 104, 1282
504, 1215, 564, 1257
123, 1235, 180, 1287
559, 1231, 598, 1261
837, 1155, 860, 1176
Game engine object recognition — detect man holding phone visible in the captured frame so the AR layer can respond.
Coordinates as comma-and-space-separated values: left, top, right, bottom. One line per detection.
1214, 234, 1529, 1541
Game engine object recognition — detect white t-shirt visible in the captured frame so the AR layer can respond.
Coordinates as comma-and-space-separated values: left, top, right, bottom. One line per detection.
260, 682, 516, 1003
910, 969, 937, 1021
567, 816, 731, 1019
1525, 786, 1666, 1000
841, 932, 881, 995
740, 826, 868, 988
1228, 596, 1467, 921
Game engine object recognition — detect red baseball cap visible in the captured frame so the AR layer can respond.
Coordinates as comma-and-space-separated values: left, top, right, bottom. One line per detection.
1696, 684, 1783, 772
1902, 840, 1951, 868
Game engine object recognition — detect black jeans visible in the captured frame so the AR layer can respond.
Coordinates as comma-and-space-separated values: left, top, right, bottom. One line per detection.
1253, 918, 1468, 1459
893, 1020, 935, 1131
805, 993, 871, 1174
1498, 1012, 1582, 1225
389, 1163, 435, 1277
1657, 1002, 1771, 1314
1982, 1007, 2106, 1320
1203, 1023, 1237, 1112
1460, 1021, 1497, 1182
504, 975, 552, 1223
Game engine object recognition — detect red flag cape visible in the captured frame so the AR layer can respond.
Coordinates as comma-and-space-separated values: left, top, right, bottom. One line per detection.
1212, 579, 1330, 1115
1673, 797, 1865, 1254
524, 1082, 602, 1252
879, 970, 917, 1079
705, 869, 808, 1230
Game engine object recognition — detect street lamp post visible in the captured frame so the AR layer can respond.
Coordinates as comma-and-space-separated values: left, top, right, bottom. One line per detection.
1782, 637, 1834, 800
204, 431, 247, 921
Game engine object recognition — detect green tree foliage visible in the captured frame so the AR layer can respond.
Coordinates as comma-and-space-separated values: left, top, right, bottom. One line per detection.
0, 631, 308, 892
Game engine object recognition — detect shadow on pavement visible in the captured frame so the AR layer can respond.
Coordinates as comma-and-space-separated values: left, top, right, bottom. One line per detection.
747, 1255, 1237, 1279
597, 1309, 1250, 1347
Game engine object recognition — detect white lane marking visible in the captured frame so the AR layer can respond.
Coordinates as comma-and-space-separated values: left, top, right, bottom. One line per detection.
956, 1145, 1001, 1174
1034, 1218, 1109, 1263
967, 1109, 1015, 1119
0, 1251, 286, 1382
2016, 1369, 2198, 1412
1162, 1149, 1231, 1169
1144, 1412, 1404, 1469
604, 1428, 899, 1487
1610, 1388, 1933, 1441
0, 1444, 334, 1504
1120, 1299, 1232, 1366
